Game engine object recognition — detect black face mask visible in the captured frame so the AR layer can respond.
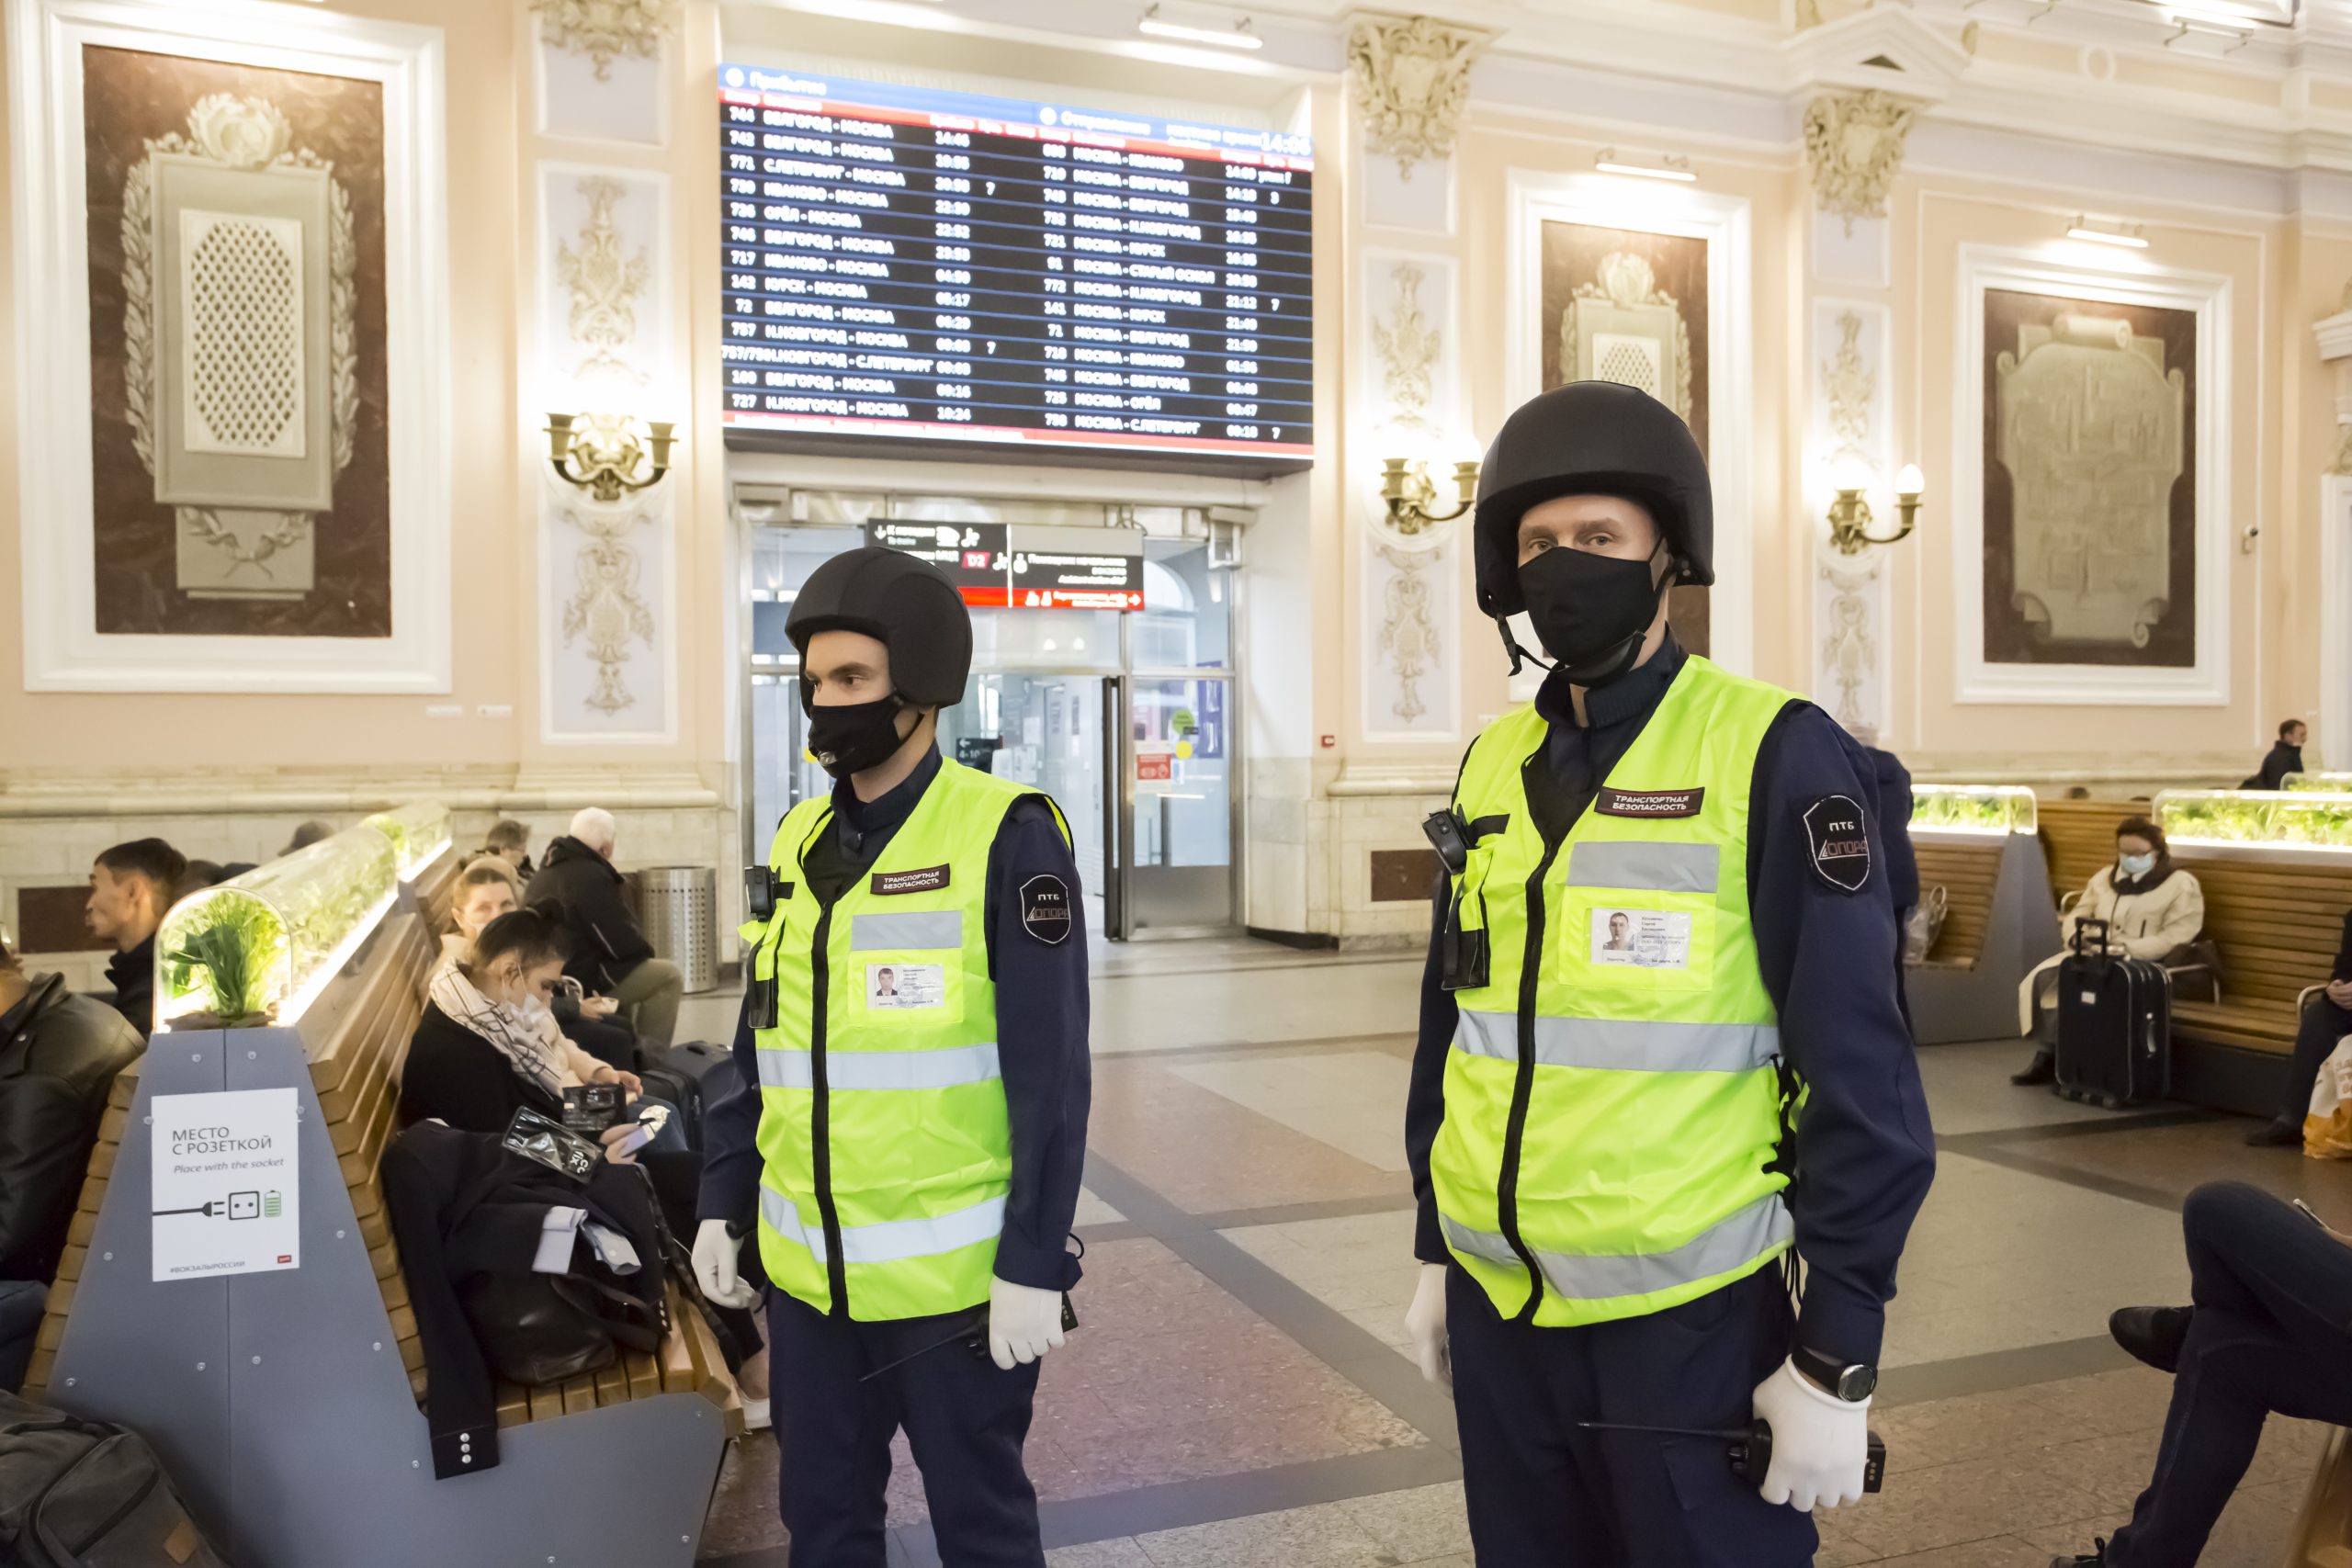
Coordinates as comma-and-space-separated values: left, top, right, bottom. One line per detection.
802, 690, 910, 779
1515, 547, 1671, 689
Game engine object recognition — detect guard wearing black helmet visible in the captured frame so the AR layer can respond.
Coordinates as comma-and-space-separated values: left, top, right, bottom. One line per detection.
1400, 383, 1936, 1565
692, 546, 1091, 1568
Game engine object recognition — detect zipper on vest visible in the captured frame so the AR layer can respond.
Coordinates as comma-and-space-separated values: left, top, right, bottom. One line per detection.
808, 901, 850, 1315
1498, 749, 1566, 1325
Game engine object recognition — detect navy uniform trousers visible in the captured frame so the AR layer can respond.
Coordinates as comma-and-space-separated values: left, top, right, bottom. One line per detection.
768, 1291, 1045, 1568
1447, 1263, 1818, 1567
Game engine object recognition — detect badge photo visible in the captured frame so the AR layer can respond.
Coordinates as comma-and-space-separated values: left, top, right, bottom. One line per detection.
1590, 908, 1693, 970
867, 962, 947, 1010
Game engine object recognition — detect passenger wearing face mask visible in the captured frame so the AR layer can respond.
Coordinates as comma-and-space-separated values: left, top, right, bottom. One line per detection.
690, 546, 1091, 1568
1399, 382, 1935, 1566
2013, 818, 2206, 1087
396, 907, 671, 1155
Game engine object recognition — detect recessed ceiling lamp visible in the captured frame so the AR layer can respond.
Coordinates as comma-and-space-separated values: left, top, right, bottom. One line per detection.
2066, 214, 2150, 248
1594, 146, 1695, 182
1137, 4, 1263, 50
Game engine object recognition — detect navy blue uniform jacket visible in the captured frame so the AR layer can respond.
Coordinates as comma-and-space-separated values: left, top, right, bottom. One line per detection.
1404, 638, 1936, 1364
698, 746, 1091, 1293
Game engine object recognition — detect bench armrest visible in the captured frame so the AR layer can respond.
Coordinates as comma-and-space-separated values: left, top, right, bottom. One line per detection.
2301, 984, 2330, 1010
2058, 890, 2085, 917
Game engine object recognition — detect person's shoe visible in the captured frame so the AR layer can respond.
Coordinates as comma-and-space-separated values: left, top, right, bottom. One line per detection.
2049, 1541, 2107, 1567
2109, 1306, 2194, 1373
2013, 1055, 2056, 1087
2245, 1119, 2301, 1148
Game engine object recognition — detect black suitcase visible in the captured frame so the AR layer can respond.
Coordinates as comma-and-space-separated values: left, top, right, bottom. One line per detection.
2054, 919, 2172, 1109
634, 1041, 735, 1150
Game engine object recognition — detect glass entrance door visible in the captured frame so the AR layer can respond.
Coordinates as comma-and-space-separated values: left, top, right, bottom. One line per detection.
1119, 675, 1236, 934
934, 673, 1115, 942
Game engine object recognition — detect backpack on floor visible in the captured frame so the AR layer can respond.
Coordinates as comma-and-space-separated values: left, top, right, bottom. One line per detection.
0, 1390, 232, 1566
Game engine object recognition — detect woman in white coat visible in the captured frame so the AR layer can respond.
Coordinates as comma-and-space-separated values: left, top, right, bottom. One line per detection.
2015, 816, 2206, 1085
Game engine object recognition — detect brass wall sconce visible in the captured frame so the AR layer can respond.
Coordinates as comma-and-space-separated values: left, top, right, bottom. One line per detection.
1826, 462, 1925, 555
546, 412, 675, 503
1380, 456, 1481, 536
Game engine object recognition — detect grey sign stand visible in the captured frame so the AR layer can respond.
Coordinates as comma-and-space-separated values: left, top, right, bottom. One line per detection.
1906, 829, 2061, 1045
48, 1006, 727, 1565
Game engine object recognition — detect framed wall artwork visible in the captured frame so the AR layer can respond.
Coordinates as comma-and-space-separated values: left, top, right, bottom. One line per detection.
1506, 173, 1753, 674
1952, 247, 2229, 705
10, 0, 448, 692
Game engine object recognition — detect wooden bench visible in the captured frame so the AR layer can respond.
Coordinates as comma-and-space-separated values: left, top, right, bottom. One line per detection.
23, 850, 738, 1565
1905, 827, 2061, 1044
2287, 1427, 2352, 1567
2162, 850, 2352, 1063
1911, 838, 2002, 970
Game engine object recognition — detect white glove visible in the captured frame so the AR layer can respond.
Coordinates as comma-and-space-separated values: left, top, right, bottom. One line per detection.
692, 1218, 758, 1310
1404, 1262, 1451, 1390
987, 1277, 1066, 1371
1749, 1357, 1871, 1511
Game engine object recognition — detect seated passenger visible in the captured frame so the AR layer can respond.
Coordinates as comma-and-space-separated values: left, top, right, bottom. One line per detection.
2245, 907, 2352, 1147
398, 908, 683, 1153
280, 819, 334, 856
481, 818, 536, 877
526, 808, 684, 1050
85, 838, 187, 1041
439, 857, 633, 1068
2240, 718, 2307, 791
0, 930, 145, 1391
2050, 1181, 2352, 1567
2014, 816, 2206, 1087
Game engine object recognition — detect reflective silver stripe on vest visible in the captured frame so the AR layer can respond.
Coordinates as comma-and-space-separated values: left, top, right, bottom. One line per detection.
761, 1188, 1006, 1264
1566, 840, 1719, 895
850, 910, 963, 952
1441, 1193, 1792, 1301
755, 1043, 1002, 1091
1453, 1010, 1777, 1074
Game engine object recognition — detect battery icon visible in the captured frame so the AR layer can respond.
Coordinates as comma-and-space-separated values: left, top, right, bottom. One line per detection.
262, 1190, 281, 1218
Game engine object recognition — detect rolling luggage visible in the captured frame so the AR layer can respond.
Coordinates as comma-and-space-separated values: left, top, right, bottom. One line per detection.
2053, 918, 2172, 1109
633, 1040, 734, 1150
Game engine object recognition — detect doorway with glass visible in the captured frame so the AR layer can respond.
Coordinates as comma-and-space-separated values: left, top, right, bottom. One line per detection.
745, 523, 1239, 940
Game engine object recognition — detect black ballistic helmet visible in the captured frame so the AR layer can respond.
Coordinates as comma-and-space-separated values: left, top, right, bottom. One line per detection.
1472, 381, 1715, 619
785, 545, 972, 707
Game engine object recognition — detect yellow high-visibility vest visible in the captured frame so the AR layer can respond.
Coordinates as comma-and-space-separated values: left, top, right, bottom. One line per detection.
1430, 656, 1799, 1327
743, 760, 1063, 1321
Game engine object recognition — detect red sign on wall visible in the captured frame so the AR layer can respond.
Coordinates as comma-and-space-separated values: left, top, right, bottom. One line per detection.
1136, 752, 1173, 783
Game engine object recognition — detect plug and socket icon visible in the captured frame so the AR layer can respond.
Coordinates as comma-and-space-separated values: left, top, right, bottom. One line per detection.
228, 1191, 261, 1221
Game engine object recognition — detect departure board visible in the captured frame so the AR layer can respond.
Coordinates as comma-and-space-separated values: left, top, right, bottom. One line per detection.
718, 66, 1314, 469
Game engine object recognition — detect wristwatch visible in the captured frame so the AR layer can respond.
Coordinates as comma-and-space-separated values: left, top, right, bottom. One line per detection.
1792, 1343, 1878, 1402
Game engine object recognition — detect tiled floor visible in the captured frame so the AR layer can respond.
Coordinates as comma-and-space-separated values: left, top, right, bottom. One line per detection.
692, 949, 2352, 1567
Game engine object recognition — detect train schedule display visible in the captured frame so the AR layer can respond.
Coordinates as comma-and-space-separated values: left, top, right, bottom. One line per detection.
719, 67, 1314, 470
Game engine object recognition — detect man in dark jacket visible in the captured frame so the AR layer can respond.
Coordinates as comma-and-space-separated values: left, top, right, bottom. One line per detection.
85, 837, 185, 1040
2248, 719, 2307, 790
526, 808, 683, 1049
2246, 907, 2352, 1147
0, 933, 146, 1390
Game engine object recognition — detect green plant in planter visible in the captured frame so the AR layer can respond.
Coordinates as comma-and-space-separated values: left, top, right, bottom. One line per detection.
163, 897, 285, 1025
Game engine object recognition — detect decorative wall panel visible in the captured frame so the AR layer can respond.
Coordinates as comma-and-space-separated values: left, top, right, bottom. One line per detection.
537, 164, 674, 741
12, 0, 449, 691
1952, 248, 2229, 705
1357, 250, 1463, 742
535, 3, 667, 147
1810, 300, 1893, 734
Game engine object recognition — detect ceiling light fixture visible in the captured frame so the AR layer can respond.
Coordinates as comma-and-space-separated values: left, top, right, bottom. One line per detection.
2065, 214, 2150, 248
2163, 15, 2250, 48
1137, 4, 1263, 50
1594, 146, 1695, 182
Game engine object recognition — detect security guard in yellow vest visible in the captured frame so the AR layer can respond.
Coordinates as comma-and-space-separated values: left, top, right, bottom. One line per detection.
1401, 383, 1937, 1565
692, 547, 1091, 1568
